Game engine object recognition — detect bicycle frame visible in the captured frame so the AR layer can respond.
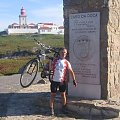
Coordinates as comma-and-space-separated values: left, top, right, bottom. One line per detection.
34, 39, 59, 79
20, 39, 60, 88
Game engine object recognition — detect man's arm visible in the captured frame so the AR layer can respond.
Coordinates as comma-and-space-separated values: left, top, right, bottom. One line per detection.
68, 69, 76, 80
68, 68, 77, 87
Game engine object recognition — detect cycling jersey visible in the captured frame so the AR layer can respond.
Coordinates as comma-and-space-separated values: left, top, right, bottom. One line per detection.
51, 58, 72, 82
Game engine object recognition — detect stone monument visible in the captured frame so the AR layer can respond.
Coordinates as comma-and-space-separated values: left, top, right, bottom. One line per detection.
63, 0, 120, 100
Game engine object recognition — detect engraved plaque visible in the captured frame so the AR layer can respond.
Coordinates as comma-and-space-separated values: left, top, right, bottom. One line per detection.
68, 12, 101, 99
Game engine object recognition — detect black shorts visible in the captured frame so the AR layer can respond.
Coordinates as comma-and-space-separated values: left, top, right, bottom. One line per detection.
50, 81, 67, 93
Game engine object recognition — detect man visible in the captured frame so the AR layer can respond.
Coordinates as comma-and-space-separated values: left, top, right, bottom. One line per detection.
49, 47, 77, 115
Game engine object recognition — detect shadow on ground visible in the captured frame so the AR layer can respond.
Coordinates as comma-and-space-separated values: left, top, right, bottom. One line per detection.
0, 92, 119, 119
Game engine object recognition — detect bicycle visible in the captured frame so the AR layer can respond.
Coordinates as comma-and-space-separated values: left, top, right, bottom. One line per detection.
20, 39, 59, 88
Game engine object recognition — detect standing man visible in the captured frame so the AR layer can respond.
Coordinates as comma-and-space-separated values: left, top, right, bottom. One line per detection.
49, 47, 77, 115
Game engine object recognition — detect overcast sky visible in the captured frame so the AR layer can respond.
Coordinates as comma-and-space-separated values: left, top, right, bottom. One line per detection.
0, 0, 63, 31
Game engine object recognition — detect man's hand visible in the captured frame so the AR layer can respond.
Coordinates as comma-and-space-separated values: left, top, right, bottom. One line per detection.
73, 80, 77, 87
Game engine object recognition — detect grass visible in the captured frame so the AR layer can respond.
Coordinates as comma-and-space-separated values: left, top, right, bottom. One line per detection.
0, 34, 64, 75
0, 57, 30, 76
0, 34, 64, 54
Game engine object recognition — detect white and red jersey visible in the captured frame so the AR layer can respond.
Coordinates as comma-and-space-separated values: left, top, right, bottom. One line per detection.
51, 58, 72, 82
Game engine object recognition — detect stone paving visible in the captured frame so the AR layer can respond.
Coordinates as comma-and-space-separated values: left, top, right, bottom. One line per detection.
0, 79, 120, 120
1, 81, 79, 120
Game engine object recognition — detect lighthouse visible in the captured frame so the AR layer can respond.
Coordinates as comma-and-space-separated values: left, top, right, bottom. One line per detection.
19, 7, 27, 27
7, 7, 63, 35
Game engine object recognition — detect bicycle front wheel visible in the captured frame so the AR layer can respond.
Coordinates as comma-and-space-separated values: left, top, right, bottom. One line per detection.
20, 59, 38, 88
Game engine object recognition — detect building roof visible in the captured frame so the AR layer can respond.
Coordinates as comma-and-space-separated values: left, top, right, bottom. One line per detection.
28, 23, 36, 26
38, 23, 54, 25
40, 26, 52, 29
58, 26, 64, 29
44, 23, 54, 25
12, 23, 19, 26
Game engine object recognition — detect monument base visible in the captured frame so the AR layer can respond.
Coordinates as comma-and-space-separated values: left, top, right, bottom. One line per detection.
68, 83, 101, 99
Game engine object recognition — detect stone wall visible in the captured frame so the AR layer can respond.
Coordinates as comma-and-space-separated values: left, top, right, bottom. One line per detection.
63, 0, 120, 100
107, 0, 120, 101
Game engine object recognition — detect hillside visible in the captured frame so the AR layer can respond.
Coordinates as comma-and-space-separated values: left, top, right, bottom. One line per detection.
0, 34, 64, 55
0, 34, 64, 75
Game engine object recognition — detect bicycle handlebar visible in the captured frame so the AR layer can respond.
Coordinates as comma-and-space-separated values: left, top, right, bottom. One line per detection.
34, 38, 59, 54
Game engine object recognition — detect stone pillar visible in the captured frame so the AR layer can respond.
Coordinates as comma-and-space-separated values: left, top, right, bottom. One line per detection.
63, 0, 120, 100
107, 0, 120, 101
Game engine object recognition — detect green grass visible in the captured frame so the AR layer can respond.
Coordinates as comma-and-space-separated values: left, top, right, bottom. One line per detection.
0, 57, 31, 76
0, 34, 64, 75
0, 34, 64, 54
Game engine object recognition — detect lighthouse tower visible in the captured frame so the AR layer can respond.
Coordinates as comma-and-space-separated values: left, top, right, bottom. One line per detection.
19, 7, 27, 27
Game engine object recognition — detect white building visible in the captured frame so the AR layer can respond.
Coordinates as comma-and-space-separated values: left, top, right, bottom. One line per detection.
7, 7, 64, 35
38, 23, 64, 35
58, 26, 64, 34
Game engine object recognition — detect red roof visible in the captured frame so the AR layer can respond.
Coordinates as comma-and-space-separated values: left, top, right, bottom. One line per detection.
12, 23, 19, 25
58, 26, 64, 29
12, 23, 19, 26
28, 23, 35, 26
40, 27, 51, 29
43, 23, 53, 25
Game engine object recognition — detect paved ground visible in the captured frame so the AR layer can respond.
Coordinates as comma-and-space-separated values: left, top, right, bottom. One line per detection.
0, 74, 41, 93
0, 74, 81, 120
0, 74, 120, 120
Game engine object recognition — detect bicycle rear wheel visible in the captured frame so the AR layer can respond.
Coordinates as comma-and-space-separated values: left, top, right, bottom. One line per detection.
20, 59, 38, 88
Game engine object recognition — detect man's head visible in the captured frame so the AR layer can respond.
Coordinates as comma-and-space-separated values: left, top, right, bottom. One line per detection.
59, 47, 67, 59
